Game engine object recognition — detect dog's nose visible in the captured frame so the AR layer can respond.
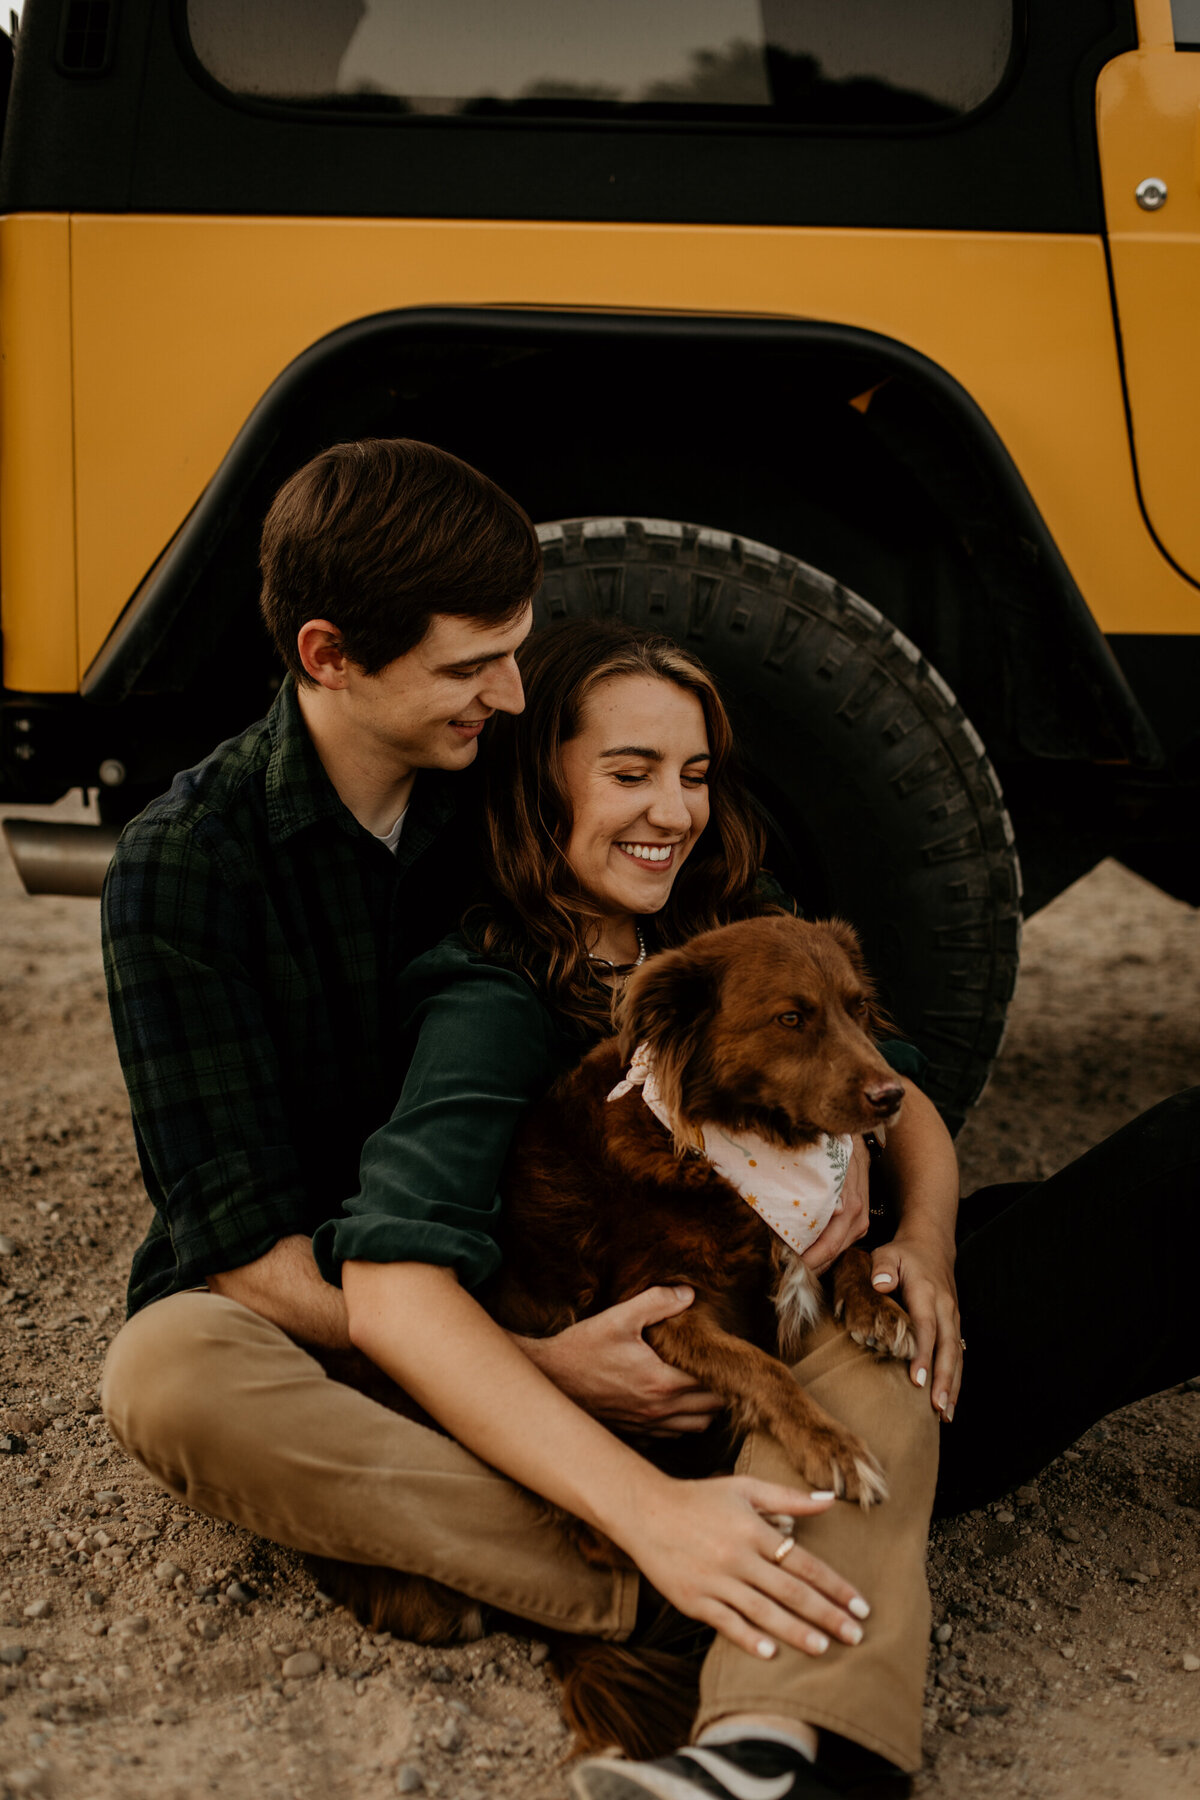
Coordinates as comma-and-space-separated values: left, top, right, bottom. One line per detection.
864, 1081, 905, 1116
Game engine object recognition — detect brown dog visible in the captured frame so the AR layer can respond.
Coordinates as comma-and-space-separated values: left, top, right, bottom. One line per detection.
316, 915, 919, 1753
488, 912, 916, 1514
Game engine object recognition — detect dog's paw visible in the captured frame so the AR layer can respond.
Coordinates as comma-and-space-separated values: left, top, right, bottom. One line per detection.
775, 1421, 889, 1510
834, 1289, 918, 1362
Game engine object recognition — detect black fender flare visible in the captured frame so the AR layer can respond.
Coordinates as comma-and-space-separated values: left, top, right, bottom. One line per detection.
82, 304, 1160, 770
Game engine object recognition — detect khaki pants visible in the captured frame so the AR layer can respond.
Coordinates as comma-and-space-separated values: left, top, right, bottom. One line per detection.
103, 1291, 938, 1771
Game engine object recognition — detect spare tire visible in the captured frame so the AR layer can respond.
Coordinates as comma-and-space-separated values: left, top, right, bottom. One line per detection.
533, 517, 1022, 1134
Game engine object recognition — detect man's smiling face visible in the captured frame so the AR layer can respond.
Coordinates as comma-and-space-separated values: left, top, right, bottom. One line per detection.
341, 604, 532, 771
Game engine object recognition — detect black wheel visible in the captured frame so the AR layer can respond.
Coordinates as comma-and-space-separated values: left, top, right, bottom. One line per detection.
533, 518, 1022, 1134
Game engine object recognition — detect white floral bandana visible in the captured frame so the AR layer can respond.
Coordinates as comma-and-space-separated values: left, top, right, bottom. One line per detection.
607, 1041, 852, 1256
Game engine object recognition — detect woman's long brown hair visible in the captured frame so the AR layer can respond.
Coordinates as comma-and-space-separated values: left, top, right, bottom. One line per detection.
469, 620, 768, 1030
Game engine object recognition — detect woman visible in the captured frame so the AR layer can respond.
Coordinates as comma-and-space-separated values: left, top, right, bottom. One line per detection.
315, 620, 1199, 1800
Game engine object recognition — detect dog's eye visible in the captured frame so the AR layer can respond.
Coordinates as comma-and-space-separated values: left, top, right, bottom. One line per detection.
776, 1011, 801, 1028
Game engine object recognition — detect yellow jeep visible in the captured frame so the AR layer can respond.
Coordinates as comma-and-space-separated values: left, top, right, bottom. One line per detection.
2, 0, 1196, 1128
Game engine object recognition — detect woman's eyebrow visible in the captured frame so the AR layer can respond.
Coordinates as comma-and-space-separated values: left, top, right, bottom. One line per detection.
598, 747, 711, 762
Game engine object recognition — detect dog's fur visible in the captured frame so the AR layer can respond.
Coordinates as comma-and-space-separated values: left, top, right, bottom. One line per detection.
317, 914, 918, 1755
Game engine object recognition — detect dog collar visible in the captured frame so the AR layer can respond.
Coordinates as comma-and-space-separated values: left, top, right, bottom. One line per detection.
607, 1043, 851, 1256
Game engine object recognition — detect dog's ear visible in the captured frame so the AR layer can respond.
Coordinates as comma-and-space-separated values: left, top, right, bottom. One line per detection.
617, 945, 719, 1149
823, 915, 868, 974
821, 916, 894, 1038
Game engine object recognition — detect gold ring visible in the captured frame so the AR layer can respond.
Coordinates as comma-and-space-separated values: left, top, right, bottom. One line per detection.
959, 1337, 967, 1353
773, 1534, 796, 1565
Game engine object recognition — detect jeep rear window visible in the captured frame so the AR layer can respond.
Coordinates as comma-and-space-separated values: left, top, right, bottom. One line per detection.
186, 0, 1014, 128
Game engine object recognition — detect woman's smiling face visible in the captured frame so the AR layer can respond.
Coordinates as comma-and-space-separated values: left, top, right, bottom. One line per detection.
559, 674, 711, 921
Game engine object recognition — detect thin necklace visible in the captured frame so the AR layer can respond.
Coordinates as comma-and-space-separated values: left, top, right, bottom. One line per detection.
587, 924, 646, 976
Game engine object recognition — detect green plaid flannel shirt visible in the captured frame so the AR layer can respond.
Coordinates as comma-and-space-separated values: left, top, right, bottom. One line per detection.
102, 679, 482, 1316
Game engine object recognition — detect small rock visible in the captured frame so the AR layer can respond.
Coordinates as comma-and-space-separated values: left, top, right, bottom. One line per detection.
435, 1715, 464, 1753
269, 1641, 297, 1659
1060, 1645, 1076, 1660
0, 1234, 18, 1256
1014, 1486, 1038, 1506
225, 1580, 255, 1604
1059, 1526, 1081, 1544
529, 1642, 550, 1668
0, 1644, 27, 1665
933, 1624, 953, 1645
93, 1490, 122, 1504
5, 1770, 48, 1796
281, 1651, 322, 1679
108, 1615, 149, 1638
429, 1661, 453, 1683
22, 1600, 51, 1620
1141, 1558, 1160, 1577
84, 1590, 106, 1608
396, 1766, 425, 1793
1182, 1654, 1200, 1673
154, 1561, 184, 1586
0, 1434, 26, 1456
994, 1509, 1015, 1524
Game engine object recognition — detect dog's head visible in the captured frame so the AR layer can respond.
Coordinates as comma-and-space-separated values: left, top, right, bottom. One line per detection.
617, 914, 905, 1151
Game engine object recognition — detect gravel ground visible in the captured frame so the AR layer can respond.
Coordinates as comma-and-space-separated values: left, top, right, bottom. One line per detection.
1, 797, 1198, 1800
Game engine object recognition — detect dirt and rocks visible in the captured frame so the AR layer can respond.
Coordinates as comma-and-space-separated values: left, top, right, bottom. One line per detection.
1, 795, 1198, 1800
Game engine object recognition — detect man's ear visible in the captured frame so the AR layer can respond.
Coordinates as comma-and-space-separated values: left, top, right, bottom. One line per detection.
297, 619, 352, 689
618, 946, 718, 1146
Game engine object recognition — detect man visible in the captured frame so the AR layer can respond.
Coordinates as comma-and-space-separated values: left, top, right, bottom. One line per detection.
100, 438, 722, 1643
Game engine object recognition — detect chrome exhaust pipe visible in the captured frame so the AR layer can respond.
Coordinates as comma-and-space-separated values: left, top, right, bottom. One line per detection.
3, 820, 121, 898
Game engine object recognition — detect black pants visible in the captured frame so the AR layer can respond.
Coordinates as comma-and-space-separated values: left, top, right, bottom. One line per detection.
933, 1086, 1200, 1517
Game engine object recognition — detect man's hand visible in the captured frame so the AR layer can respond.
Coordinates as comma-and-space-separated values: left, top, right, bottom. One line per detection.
799, 1136, 871, 1276
869, 1232, 961, 1420
510, 1286, 722, 1435
206, 1235, 352, 1350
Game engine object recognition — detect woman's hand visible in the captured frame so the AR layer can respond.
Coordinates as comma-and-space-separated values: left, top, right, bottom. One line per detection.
510, 1286, 723, 1435
799, 1136, 871, 1276
869, 1233, 962, 1420
618, 1476, 870, 1661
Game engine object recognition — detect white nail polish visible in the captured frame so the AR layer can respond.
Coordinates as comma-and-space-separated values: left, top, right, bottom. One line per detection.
807, 1632, 829, 1654
916, 1368, 927, 1388
809, 1490, 836, 1502
843, 1622, 863, 1645
849, 1597, 870, 1620
872, 1274, 892, 1288
757, 1637, 777, 1659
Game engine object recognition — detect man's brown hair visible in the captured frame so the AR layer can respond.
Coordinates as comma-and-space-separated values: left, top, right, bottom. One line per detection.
259, 438, 542, 683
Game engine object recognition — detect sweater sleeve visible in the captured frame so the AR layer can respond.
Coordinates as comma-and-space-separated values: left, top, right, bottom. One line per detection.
312, 947, 565, 1292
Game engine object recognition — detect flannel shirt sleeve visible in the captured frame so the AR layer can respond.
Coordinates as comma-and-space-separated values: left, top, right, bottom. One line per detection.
313, 957, 559, 1293
102, 814, 312, 1289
